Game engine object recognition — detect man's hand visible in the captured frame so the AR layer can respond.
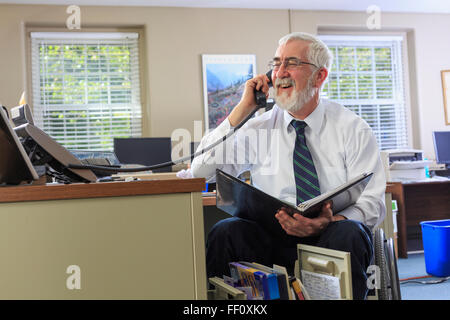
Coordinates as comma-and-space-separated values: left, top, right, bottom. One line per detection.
228, 73, 271, 127
275, 201, 346, 237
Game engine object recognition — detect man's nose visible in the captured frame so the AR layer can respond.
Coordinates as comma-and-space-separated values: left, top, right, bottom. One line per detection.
275, 63, 290, 79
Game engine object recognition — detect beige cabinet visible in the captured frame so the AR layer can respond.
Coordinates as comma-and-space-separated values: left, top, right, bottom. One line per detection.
0, 179, 206, 299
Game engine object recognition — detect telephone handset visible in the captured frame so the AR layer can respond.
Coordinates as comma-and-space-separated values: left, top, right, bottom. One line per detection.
254, 70, 273, 109
69, 70, 274, 174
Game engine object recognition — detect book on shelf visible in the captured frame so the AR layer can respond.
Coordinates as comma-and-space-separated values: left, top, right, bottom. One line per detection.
240, 262, 292, 300
229, 262, 262, 299
289, 276, 310, 300
229, 262, 281, 300
216, 169, 373, 239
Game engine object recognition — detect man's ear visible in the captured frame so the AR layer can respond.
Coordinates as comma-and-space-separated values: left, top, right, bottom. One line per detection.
314, 68, 329, 88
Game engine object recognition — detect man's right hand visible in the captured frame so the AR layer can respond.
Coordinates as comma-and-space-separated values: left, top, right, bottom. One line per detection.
228, 73, 271, 127
275, 202, 334, 238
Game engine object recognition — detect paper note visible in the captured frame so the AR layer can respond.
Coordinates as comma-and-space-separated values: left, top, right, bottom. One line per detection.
301, 270, 341, 300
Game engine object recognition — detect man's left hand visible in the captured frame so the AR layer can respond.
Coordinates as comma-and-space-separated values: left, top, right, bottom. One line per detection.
275, 201, 346, 237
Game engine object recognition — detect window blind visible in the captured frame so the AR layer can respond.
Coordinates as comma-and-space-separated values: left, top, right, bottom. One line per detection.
30, 32, 142, 151
319, 35, 408, 150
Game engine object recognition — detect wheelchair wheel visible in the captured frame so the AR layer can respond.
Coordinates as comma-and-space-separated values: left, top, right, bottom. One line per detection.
374, 229, 391, 300
386, 237, 402, 300
374, 229, 401, 300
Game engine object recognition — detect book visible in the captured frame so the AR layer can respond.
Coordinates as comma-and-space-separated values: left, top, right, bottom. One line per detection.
229, 262, 263, 299
241, 262, 290, 300
289, 276, 310, 300
216, 169, 373, 238
272, 264, 294, 300
229, 262, 280, 300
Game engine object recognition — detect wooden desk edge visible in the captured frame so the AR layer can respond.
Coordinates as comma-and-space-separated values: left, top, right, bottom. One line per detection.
202, 196, 216, 206
0, 178, 206, 203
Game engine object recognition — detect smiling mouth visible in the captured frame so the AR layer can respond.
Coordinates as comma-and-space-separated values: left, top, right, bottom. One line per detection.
276, 78, 294, 89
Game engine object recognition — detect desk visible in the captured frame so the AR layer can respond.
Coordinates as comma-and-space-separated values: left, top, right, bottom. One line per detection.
387, 180, 450, 258
0, 178, 207, 299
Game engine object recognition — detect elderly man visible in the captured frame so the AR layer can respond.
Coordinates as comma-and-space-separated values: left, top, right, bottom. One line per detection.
191, 32, 386, 299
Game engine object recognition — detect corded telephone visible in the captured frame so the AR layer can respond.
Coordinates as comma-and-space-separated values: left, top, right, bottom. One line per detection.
254, 70, 273, 109
3, 70, 274, 184
68, 70, 273, 174
4, 70, 276, 183
69, 70, 274, 174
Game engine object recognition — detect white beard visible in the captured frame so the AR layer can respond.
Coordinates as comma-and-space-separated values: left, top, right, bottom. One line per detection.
274, 76, 317, 113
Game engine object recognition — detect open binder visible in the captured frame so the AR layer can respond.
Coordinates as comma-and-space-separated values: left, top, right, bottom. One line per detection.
216, 169, 372, 238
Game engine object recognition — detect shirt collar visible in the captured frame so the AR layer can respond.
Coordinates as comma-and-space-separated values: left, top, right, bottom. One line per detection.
281, 99, 325, 134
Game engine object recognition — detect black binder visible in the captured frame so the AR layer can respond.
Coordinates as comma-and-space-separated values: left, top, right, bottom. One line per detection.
215, 169, 373, 239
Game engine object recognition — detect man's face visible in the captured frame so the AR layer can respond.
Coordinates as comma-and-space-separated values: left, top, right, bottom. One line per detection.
272, 40, 317, 113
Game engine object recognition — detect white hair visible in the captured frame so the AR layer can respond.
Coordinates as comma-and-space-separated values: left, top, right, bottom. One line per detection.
278, 32, 333, 71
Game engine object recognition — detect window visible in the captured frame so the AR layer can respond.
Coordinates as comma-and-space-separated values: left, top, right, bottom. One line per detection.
319, 35, 408, 150
30, 32, 142, 151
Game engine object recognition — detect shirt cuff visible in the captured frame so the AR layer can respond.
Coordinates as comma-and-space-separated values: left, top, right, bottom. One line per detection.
191, 118, 233, 179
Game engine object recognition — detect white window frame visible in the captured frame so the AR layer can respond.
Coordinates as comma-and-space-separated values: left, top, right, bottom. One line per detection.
319, 33, 412, 150
30, 31, 143, 151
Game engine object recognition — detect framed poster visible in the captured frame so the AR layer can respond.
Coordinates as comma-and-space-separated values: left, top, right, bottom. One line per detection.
441, 70, 450, 125
202, 54, 256, 131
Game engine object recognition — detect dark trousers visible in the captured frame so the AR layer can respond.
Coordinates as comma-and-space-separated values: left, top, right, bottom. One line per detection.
206, 217, 374, 300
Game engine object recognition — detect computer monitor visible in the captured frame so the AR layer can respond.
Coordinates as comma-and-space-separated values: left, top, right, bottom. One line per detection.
0, 106, 39, 184
114, 137, 172, 173
433, 131, 450, 166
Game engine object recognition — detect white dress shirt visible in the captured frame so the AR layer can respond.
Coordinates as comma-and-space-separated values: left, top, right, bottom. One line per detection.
191, 99, 386, 229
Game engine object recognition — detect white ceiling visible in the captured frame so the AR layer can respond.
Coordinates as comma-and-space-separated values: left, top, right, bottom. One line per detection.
1, 0, 450, 14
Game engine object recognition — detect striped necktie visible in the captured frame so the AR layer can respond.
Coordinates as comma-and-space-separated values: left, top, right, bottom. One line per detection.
291, 120, 321, 205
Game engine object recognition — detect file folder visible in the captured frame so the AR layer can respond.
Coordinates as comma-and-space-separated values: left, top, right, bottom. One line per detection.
216, 169, 372, 239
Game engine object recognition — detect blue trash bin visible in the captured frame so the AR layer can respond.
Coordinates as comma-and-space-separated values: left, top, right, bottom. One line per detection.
420, 219, 450, 277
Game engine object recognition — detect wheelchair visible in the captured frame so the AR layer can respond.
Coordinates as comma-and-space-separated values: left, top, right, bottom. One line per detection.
370, 228, 402, 300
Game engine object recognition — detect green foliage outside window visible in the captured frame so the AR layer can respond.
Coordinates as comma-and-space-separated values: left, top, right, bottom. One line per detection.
37, 42, 139, 150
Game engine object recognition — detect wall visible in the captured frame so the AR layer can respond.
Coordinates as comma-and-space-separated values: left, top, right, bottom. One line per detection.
0, 4, 448, 159
0, 4, 288, 145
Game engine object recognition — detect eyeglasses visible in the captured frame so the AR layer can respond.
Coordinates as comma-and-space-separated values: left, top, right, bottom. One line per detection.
268, 57, 318, 71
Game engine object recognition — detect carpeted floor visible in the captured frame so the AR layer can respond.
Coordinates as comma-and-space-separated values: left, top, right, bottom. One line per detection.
397, 252, 450, 300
